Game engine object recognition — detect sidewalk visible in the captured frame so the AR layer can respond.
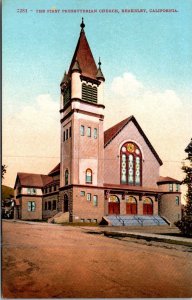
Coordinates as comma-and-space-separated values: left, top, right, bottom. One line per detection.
104, 230, 192, 247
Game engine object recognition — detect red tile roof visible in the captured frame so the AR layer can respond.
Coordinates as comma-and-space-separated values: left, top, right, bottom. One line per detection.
104, 116, 132, 146
68, 30, 98, 80
104, 115, 163, 166
48, 163, 60, 176
15, 173, 52, 189
157, 176, 181, 184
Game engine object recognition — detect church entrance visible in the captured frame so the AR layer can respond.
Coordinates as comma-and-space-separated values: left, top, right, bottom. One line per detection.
63, 194, 69, 213
126, 196, 137, 214
143, 198, 153, 215
108, 195, 120, 215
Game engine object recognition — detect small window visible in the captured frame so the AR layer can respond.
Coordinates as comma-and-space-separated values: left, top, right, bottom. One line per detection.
80, 191, 85, 196
49, 186, 52, 193
93, 195, 98, 206
169, 184, 173, 192
48, 201, 52, 210
54, 185, 56, 191
176, 196, 180, 206
53, 200, 57, 210
94, 128, 97, 139
45, 188, 47, 194
87, 193, 91, 201
81, 219, 85, 223
28, 201, 36, 212
65, 169, 69, 185
63, 131, 65, 142
176, 184, 179, 192
27, 188, 36, 195
66, 129, 69, 140
69, 126, 72, 138
86, 169, 92, 183
87, 127, 91, 137
80, 125, 85, 136
45, 202, 47, 210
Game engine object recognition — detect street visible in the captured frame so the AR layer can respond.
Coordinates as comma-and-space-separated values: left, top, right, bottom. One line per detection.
2, 221, 192, 298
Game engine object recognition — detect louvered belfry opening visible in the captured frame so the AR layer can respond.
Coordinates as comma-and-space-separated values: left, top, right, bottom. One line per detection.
82, 83, 97, 103
63, 85, 71, 106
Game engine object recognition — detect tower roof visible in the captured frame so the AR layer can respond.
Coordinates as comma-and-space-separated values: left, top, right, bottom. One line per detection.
68, 19, 98, 80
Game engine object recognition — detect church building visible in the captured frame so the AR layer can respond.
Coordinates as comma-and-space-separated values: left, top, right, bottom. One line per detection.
14, 19, 182, 226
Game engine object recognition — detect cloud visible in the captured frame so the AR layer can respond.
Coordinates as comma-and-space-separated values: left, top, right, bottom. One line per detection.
105, 72, 192, 190
2, 94, 60, 186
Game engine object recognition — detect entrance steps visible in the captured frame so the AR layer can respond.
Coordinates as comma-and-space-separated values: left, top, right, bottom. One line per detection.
48, 212, 69, 224
101, 215, 169, 227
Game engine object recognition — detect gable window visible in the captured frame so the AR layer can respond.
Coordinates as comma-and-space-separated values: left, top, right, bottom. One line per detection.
28, 201, 36, 212
65, 169, 69, 185
94, 128, 98, 139
169, 184, 173, 192
120, 142, 142, 186
80, 125, 85, 136
87, 127, 91, 137
66, 129, 69, 140
69, 126, 72, 138
27, 188, 36, 195
86, 169, 92, 183
93, 195, 98, 206
63, 131, 65, 142
87, 193, 91, 201
82, 83, 97, 103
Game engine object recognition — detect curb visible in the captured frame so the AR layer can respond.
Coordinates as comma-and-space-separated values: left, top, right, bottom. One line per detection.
104, 231, 192, 247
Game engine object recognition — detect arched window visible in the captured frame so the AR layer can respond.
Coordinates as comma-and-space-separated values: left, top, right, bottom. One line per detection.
120, 142, 142, 186
82, 83, 97, 103
86, 169, 92, 183
65, 169, 69, 185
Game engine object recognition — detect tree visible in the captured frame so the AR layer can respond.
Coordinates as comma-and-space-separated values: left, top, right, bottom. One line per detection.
2, 165, 7, 179
175, 138, 192, 236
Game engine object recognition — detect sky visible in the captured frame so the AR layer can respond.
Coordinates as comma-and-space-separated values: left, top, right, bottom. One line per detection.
2, 0, 192, 202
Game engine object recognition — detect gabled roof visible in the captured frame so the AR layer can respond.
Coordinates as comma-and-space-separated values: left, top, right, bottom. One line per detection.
157, 176, 181, 184
68, 27, 98, 80
14, 173, 52, 189
48, 163, 60, 176
104, 115, 163, 166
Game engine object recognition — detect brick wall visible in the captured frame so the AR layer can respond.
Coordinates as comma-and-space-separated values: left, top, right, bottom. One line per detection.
21, 196, 42, 220
72, 186, 104, 223
159, 193, 181, 225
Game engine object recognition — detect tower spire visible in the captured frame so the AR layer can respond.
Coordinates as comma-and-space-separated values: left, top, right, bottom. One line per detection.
80, 17, 85, 33
96, 57, 105, 81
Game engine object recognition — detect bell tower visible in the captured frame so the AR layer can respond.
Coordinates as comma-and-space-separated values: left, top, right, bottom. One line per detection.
60, 18, 105, 192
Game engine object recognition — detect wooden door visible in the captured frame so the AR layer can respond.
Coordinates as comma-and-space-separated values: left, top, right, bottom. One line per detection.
126, 203, 137, 214
108, 202, 120, 215
143, 204, 153, 215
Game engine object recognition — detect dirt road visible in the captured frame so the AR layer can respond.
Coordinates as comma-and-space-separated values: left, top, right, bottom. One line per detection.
2, 221, 192, 298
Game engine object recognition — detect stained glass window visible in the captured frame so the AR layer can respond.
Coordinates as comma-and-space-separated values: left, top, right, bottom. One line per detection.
120, 142, 142, 186
121, 154, 127, 183
86, 169, 92, 183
